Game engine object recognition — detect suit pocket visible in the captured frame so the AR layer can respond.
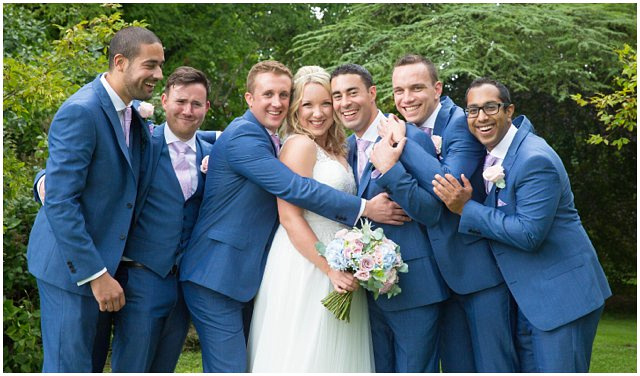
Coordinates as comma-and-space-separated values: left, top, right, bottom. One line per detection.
543, 254, 585, 280
207, 229, 248, 250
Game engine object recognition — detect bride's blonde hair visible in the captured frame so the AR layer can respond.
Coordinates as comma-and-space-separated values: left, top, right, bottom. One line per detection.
283, 66, 346, 158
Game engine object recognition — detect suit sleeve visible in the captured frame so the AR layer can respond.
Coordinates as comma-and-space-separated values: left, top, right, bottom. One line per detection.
44, 103, 105, 282
459, 154, 561, 252
226, 127, 361, 226
400, 115, 484, 195
375, 129, 442, 226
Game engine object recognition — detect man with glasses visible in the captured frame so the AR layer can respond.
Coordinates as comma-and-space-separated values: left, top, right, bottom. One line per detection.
431, 78, 611, 372
372, 55, 517, 372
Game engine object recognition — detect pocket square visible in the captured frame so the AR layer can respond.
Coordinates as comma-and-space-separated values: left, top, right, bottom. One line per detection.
497, 199, 508, 207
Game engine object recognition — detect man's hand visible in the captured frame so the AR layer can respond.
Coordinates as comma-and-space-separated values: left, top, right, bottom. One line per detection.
370, 132, 406, 174
90, 272, 125, 312
432, 173, 473, 215
378, 114, 407, 144
363, 192, 411, 225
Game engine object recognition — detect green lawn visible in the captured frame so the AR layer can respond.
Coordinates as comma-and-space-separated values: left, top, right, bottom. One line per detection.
175, 313, 637, 373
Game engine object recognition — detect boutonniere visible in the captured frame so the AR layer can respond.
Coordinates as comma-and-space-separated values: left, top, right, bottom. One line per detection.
431, 135, 442, 156
138, 101, 155, 118
200, 155, 209, 174
483, 165, 506, 189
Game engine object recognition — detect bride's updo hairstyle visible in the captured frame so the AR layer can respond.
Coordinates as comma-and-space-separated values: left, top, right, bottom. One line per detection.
284, 65, 347, 158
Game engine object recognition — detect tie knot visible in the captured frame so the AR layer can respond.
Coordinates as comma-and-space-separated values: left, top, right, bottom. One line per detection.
356, 138, 371, 152
483, 153, 499, 170
171, 141, 190, 155
123, 106, 132, 123
421, 126, 433, 137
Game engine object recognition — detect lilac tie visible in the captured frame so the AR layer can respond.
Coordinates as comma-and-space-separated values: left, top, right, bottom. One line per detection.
170, 141, 193, 200
421, 126, 433, 137
123, 106, 132, 147
483, 153, 499, 194
270, 133, 281, 155
356, 138, 372, 182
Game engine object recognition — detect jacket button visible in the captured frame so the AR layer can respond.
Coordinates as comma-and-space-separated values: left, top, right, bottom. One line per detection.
126, 203, 133, 209
120, 234, 126, 240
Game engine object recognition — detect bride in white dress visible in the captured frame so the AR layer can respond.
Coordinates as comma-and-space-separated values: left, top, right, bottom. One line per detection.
247, 66, 374, 372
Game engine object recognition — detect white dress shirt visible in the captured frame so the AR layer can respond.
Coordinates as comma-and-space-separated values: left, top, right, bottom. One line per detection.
485, 124, 518, 192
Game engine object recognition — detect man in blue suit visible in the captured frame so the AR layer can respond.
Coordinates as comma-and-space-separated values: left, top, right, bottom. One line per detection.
432, 78, 611, 372
180, 60, 407, 372
372, 54, 518, 372
331, 63, 449, 373
26, 27, 164, 372
109, 66, 214, 372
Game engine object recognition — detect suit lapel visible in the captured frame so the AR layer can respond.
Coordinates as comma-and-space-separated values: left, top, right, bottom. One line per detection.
194, 135, 206, 196
434, 96, 454, 136
133, 124, 165, 222
347, 135, 358, 187
356, 136, 381, 197
244, 110, 278, 156
93, 76, 132, 170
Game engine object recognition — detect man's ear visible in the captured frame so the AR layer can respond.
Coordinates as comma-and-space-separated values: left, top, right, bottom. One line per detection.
244, 92, 254, 108
112, 53, 127, 73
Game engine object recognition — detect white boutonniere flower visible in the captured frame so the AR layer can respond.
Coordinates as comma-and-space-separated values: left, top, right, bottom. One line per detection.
200, 155, 209, 174
138, 101, 155, 118
483, 165, 506, 189
431, 135, 442, 156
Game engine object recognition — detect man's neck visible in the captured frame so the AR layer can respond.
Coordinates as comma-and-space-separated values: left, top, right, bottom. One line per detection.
104, 72, 131, 104
354, 107, 379, 138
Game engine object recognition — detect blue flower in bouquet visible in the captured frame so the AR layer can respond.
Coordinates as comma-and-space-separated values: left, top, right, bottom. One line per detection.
325, 238, 348, 270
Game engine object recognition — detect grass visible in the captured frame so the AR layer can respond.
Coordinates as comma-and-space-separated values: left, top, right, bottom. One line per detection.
174, 313, 637, 373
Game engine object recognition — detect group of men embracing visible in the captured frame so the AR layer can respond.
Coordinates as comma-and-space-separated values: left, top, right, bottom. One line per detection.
27, 26, 611, 373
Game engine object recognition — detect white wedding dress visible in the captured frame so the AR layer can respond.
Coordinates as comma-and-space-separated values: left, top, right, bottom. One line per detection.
247, 140, 374, 373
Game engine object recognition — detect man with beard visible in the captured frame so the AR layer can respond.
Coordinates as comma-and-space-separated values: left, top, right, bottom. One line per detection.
26, 27, 164, 372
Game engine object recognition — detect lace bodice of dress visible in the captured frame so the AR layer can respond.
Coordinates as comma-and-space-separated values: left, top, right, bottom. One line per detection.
283, 135, 356, 243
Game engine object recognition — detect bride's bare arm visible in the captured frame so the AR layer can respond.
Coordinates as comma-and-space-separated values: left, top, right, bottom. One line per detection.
277, 136, 358, 293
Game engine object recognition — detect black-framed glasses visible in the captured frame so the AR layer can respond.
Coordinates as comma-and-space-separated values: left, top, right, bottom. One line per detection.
464, 102, 509, 118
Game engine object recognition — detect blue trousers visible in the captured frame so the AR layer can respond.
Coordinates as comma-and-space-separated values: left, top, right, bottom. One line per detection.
110, 266, 189, 372
516, 304, 604, 372
368, 294, 441, 373
439, 283, 519, 372
37, 278, 106, 372
182, 281, 247, 372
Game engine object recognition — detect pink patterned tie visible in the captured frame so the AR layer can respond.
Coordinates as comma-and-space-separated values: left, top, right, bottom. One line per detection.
123, 106, 132, 147
356, 138, 372, 182
170, 141, 193, 200
270, 133, 281, 155
483, 153, 499, 194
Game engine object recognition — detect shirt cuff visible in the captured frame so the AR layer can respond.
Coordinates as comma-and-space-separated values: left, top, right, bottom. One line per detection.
354, 198, 366, 226
37, 175, 45, 203
77, 268, 107, 286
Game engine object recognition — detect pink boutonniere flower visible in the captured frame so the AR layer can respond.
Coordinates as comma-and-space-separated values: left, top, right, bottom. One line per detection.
483, 165, 506, 189
200, 155, 209, 174
138, 101, 155, 118
431, 135, 442, 156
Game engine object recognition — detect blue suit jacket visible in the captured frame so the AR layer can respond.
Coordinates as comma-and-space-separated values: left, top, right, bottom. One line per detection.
180, 110, 362, 302
27, 74, 152, 296
349, 124, 449, 311
391, 96, 504, 294
459, 115, 611, 331
124, 124, 214, 277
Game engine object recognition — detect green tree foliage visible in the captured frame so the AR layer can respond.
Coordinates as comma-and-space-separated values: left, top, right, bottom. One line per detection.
572, 45, 637, 150
121, 3, 350, 130
2, 4, 142, 371
291, 3, 636, 110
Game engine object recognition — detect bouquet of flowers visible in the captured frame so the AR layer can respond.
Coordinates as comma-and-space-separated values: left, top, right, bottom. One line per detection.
316, 219, 408, 322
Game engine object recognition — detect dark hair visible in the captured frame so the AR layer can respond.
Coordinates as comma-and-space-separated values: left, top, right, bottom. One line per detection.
330, 63, 374, 88
393, 54, 439, 84
108, 27, 162, 71
246, 60, 293, 93
465, 77, 511, 104
165, 66, 211, 98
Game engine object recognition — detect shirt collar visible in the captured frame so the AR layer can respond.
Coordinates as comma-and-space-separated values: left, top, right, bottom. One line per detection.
358, 109, 384, 143
164, 123, 197, 152
100, 73, 132, 112
418, 102, 442, 130
489, 123, 518, 160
